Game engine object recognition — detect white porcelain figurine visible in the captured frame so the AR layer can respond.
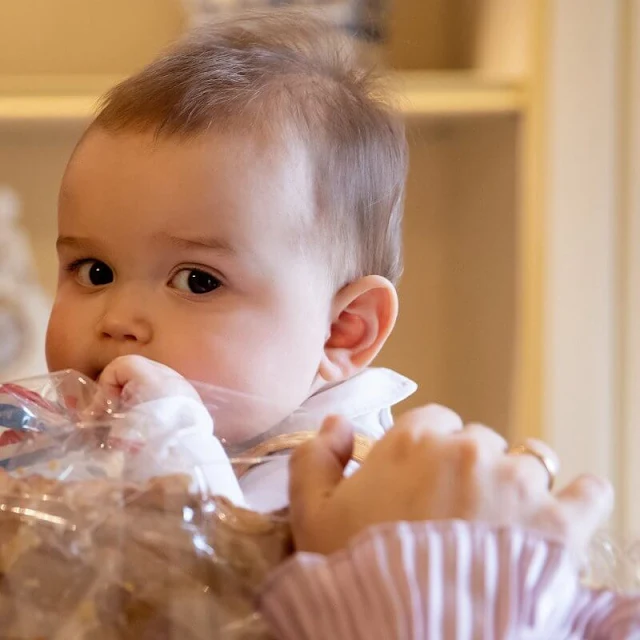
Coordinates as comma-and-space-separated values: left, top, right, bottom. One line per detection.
0, 187, 50, 382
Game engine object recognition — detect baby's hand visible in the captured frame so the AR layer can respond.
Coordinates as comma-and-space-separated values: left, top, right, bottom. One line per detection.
97, 355, 200, 408
94, 356, 246, 506
289, 406, 613, 558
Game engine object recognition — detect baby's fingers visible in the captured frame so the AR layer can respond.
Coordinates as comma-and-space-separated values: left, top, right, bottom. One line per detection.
98, 355, 151, 401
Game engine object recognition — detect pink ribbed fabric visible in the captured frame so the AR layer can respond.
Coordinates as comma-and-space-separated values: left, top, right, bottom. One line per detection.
258, 521, 640, 639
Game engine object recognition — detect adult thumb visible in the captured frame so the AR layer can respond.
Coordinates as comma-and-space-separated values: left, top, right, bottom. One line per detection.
289, 416, 354, 521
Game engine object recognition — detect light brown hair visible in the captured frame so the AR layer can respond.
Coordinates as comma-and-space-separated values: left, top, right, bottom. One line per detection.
94, 9, 407, 286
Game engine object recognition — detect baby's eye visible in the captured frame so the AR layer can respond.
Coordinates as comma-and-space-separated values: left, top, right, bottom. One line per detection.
170, 268, 222, 295
75, 260, 114, 287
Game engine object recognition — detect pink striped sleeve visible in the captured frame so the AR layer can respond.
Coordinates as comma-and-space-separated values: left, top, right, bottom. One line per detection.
257, 521, 640, 640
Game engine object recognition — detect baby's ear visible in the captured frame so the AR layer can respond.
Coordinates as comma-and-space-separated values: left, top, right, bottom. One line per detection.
319, 276, 398, 383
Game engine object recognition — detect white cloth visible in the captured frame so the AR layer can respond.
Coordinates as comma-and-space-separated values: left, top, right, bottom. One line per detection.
111, 396, 246, 507
239, 367, 417, 512
102, 368, 415, 512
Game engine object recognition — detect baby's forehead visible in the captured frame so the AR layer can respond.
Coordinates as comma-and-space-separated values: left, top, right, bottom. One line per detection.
67, 126, 306, 191
60, 127, 321, 254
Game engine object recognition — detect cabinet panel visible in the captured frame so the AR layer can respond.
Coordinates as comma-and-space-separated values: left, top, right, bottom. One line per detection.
0, 129, 79, 293
388, 0, 530, 77
379, 117, 518, 435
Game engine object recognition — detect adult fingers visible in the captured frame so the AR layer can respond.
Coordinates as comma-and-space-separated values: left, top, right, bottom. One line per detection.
393, 404, 464, 436
555, 473, 614, 540
289, 416, 354, 524
505, 438, 561, 493
457, 422, 508, 457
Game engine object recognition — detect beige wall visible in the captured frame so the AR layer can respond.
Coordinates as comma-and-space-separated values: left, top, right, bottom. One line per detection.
543, 0, 620, 493
0, 0, 528, 76
0, 0, 185, 76
380, 118, 517, 431
619, 0, 640, 538
0, 129, 79, 294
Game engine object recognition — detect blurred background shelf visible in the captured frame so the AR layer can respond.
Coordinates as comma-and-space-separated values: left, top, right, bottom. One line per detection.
0, 96, 96, 126
394, 72, 525, 118
0, 72, 525, 126
1, 0, 635, 536
0, 0, 541, 444
0, 0, 539, 442
0, 75, 114, 126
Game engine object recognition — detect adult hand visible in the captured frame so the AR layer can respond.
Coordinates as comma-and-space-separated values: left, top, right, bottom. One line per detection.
289, 405, 613, 557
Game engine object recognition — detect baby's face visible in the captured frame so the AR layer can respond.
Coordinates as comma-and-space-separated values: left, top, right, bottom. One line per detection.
46, 129, 333, 442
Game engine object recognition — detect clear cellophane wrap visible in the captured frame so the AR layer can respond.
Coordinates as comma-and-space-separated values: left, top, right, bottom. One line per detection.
0, 370, 298, 639
0, 370, 635, 640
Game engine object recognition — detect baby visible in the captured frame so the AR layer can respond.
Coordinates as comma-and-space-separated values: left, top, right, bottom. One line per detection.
44, 10, 416, 510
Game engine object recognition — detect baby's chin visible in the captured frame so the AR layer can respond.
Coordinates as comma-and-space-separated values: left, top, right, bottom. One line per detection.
59, 365, 104, 383
88, 368, 103, 382
73, 366, 103, 383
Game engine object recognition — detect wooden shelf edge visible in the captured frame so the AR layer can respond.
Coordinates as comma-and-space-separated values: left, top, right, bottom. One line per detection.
0, 71, 526, 126
0, 74, 114, 127
393, 71, 526, 118
0, 96, 98, 125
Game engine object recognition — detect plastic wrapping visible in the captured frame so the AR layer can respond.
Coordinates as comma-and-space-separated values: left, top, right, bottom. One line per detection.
0, 370, 296, 639
1, 370, 635, 640
584, 531, 640, 592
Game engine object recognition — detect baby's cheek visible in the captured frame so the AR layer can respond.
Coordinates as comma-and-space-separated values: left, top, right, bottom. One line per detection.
45, 303, 87, 374
162, 338, 233, 389
45, 309, 69, 372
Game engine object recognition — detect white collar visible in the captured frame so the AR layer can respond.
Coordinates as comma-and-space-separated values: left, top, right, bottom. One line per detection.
233, 368, 416, 451
300, 367, 416, 419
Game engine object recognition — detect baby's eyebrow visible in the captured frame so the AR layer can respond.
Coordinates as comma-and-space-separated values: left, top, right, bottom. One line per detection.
56, 236, 91, 251
158, 233, 237, 255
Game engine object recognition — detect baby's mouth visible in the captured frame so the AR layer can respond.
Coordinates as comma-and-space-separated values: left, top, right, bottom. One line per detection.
88, 367, 104, 382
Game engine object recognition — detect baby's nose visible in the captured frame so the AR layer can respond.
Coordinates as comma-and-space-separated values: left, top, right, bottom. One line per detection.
100, 318, 152, 343
98, 295, 153, 344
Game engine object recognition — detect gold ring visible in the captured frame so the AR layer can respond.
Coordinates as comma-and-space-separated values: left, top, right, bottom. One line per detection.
507, 443, 558, 491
